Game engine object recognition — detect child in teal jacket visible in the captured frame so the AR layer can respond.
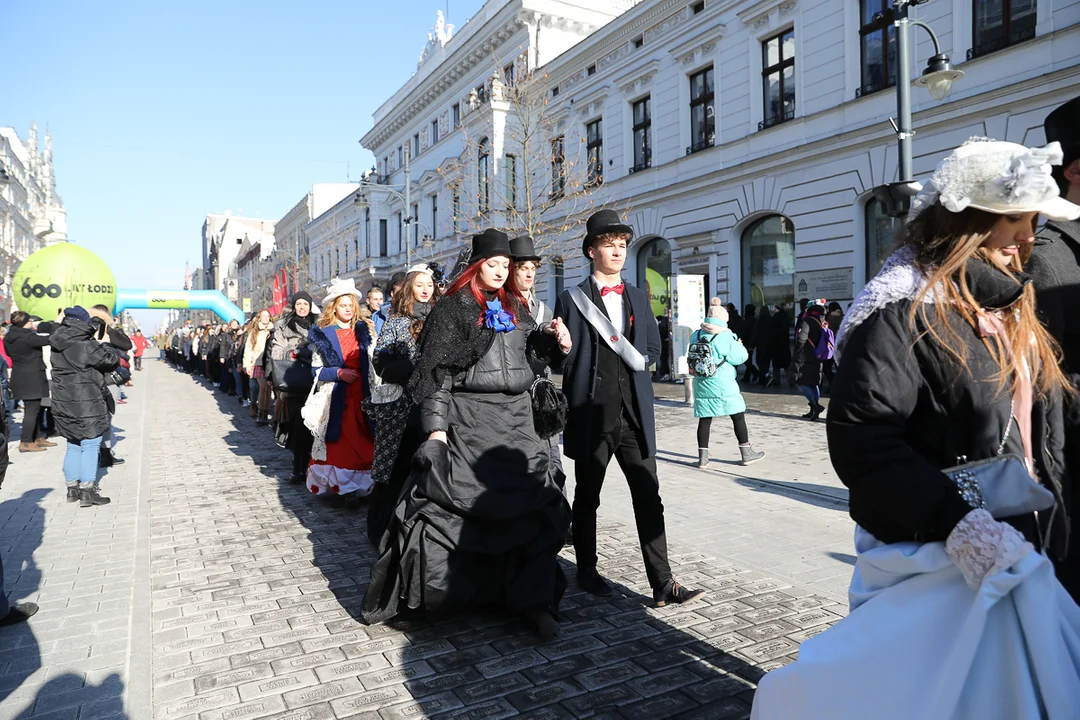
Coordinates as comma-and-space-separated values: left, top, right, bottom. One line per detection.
689, 300, 765, 467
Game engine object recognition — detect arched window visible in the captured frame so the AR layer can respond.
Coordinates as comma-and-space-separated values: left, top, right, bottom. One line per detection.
478, 137, 490, 213
741, 214, 795, 311
865, 197, 901, 279
636, 236, 672, 318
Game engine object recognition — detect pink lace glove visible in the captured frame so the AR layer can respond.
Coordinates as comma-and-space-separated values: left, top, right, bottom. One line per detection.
945, 508, 1034, 589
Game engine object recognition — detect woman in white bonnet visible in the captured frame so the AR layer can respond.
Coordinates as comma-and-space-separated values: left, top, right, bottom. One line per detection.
752, 138, 1080, 719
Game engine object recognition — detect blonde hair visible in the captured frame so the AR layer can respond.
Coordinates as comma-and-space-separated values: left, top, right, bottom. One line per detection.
318, 295, 358, 330
247, 308, 272, 348
904, 204, 1067, 397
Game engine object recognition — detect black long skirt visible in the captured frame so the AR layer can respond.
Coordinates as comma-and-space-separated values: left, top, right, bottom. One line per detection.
362, 391, 569, 624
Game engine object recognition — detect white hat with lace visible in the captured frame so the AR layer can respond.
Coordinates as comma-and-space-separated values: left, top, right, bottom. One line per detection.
322, 277, 362, 306
908, 138, 1080, 221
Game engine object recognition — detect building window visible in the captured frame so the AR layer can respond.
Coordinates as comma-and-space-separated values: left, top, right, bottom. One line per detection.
503, 62, 516, 87
632, 97, 652, 172
692, 1, 706, 13
586, 119, 603, 186
379, 219, 388, 257
397, 212, 403, 252
365, 209, 371, 257
971, 0, 1037, 59
633, 35, 644, 49
505, 154, 517, 209
411, 204, 418, 246
859, 0, 896, 96
452, 103, 460, 129
552, 87, 560, 98
587, 64, 596, 76
397, 146, 403, 167
688, 66, 715, 154
761, 29, 796, 130
344, 241, 349, 272
478, 137, 491, 213
413, 134, 420, 158
551, 136, 566, 199
742, 214, 795, 310
430, 194, 438, 240
865, 197, 901, 279
452, 191, 460, 234
431, 119, 439, 144
637, 238, 672, 316
476, 83, 488, 104
553, 258, 565, 297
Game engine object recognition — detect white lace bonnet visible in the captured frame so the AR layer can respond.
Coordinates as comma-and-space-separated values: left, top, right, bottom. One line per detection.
908, 138, 1080, 222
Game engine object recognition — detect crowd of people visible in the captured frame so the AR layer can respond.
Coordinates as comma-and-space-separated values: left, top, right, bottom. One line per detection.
0, 304, 136, 626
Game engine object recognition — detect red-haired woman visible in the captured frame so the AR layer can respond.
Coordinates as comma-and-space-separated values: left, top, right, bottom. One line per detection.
363, 229, 572, 639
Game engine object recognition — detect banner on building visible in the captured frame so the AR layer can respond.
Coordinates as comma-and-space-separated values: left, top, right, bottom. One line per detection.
672, 274, 706, 376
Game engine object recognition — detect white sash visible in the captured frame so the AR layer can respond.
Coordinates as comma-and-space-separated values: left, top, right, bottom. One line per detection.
568, 286, 646, 372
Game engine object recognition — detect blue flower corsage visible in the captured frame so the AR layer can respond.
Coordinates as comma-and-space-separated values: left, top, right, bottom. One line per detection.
484, 299, 516, 333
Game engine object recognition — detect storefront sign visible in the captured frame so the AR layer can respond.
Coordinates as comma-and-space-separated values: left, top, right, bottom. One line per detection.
793, 268, 854, 301
672, 274, 706, 376
242, 298, 252, 313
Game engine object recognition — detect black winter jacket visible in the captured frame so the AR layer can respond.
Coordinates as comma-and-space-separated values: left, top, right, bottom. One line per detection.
828, 254, 1070, 559
790, 311, 825, 387
422, 328, 538, 434
49, 317, 121, 442
5, 325, 50, 400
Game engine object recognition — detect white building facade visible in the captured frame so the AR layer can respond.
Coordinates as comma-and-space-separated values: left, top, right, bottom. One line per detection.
201, 212, 276, 299
351, 0, 1078, 314
0, 123, 67, 320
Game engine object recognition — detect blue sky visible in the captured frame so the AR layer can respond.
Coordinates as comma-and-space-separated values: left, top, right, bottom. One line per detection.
2, 0, 485, 328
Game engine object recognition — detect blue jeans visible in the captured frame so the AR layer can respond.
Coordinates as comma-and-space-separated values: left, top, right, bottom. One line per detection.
64, 436, 103, 488
798, 385, 821, 406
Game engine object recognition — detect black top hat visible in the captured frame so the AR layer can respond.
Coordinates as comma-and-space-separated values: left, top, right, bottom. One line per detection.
1046, 95, 1080, 165
581, 209, 634, 258
510, 235, 542, 262
469, 228, 513, 263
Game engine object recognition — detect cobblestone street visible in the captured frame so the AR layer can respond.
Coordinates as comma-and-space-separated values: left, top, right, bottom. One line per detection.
1, 360, 856, 719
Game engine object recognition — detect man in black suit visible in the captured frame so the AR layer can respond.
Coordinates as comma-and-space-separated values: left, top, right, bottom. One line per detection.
554, 210, 705, 606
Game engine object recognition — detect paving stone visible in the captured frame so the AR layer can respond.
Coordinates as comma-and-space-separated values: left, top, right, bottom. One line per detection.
454, 672, 532, 704
356, 661, 435, 690
505, 680, 585, 712
157, 687, 241, 718
475, 650, 547, 679
376, 691, 464, 720
199, 695, 288, 720
282, 677, 364, 708
616, 690, 699, 720
193, 664, 275, 694
438, 697, 518, 720
561, 683, 642, 716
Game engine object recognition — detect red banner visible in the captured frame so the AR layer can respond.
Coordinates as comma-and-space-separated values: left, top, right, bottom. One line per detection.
271, 274, 282, 315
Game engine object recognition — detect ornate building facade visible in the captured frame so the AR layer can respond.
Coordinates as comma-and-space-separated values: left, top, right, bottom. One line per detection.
0, 123, 67, 320
342, 0, 1078, 315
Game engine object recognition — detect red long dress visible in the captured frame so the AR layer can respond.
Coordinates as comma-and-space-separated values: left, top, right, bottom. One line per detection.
306, 327, 376, 496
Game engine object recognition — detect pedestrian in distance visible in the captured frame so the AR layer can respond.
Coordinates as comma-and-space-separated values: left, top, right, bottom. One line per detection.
790, 298, 829, 421
131, 330, 149, 371
1024, 94, 1080, 601
740, 303, 758, 383
243, 310, 273, 424
822, 301, 845, 388
689, 298, 765, 467
752, 138, 1080, 718
363, 286, 384, 328
49, 307, 121, 508
553, 209, 705, 607
362, 229, 571, 640
752, 305, 774, 387
305, 280, 377, 503
4, 311, 55, 453
270, 292, 316, 484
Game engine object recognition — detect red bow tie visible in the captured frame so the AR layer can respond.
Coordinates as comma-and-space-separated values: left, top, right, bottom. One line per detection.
601, 284, 625, 297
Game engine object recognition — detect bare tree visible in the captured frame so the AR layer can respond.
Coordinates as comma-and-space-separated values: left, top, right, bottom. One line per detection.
440, 60, 628, 267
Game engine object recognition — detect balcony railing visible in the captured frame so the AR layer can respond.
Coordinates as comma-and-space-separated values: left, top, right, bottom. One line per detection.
686, 137, 714, 155
855, 78, 896, 98
967, 26, 1036, 60
629, 155, 652, 174
759, 107, 795, 131
373, 174, 392, 185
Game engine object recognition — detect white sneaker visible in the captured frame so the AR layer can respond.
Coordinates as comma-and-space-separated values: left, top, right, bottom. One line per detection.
242, 399, 250, 407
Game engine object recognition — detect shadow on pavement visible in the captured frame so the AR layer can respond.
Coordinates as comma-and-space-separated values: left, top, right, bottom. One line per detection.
167, 364, 779, 718
12, 672, 127, 718
732, 476, 848, 510
0, 488, 49, 705
826, 552, 857, 566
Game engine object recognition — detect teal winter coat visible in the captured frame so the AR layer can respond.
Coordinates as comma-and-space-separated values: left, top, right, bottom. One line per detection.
690, 320, 749, 418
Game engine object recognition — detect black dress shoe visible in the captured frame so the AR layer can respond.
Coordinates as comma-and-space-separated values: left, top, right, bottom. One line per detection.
0, 602, 39, 626
653, 578, 706, 607
577, 569, 613, 597
110, 454, 125, 465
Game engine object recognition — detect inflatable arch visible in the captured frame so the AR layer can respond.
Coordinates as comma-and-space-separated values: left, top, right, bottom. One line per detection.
11, 243, 246, 325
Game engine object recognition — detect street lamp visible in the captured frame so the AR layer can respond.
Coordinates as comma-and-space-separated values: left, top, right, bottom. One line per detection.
892, 0, 964, 182
874, 0, 965, 217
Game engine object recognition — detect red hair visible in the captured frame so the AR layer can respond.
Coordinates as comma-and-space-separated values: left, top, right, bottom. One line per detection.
445, 258, 525, 325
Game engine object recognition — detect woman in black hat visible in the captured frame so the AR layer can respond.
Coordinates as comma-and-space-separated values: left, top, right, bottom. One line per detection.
363, 229, 572, 639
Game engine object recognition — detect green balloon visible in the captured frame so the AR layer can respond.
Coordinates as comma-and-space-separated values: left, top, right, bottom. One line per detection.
12, 244, 117, 319
646, 267, 669, 317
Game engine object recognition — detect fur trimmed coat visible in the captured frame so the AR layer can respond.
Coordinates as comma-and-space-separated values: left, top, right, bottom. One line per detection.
308, 322, 375, 445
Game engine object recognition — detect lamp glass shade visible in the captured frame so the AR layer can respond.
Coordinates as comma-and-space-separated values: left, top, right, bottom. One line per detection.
924, 73, 954, 100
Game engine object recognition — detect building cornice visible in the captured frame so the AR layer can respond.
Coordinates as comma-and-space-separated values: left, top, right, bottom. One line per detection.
362, 7, 529, 152
666, 21, 726, 65
736, 0, 796, 29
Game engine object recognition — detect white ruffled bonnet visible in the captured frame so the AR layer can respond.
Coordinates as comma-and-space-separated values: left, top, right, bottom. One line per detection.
908, 138, 1080, 221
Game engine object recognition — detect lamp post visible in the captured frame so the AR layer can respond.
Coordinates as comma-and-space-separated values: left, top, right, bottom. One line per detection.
352, 185, 415, 267
892, 0, 964, 182
874, 0, 964, 215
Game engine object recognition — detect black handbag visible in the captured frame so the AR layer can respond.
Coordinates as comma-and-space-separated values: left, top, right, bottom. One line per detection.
271, 355, 313, 393
530, 376, 567, 439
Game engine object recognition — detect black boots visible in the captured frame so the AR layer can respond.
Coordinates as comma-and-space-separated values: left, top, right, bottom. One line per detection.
66, 486, 80, 503
80, 485, 111, 508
